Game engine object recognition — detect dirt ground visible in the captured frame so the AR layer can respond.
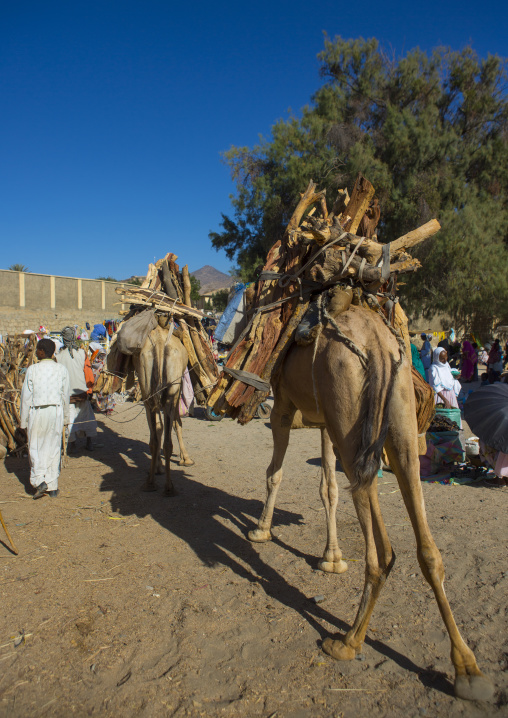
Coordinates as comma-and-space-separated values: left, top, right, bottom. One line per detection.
0, 400, 507, 718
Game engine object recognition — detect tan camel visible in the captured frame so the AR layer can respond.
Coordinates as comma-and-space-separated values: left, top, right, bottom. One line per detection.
249, 305, 493, 701
133, 322, 194, 494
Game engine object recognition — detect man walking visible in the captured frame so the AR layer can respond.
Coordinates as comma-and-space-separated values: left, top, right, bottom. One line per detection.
56, 326, 101, 451
20, 338, 70, 499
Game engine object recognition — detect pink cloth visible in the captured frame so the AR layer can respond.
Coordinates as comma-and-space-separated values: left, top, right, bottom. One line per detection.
481, 442, 508, 478
434, 389, 459, 409
460, 341, 476, 381
179, 368, 194, 417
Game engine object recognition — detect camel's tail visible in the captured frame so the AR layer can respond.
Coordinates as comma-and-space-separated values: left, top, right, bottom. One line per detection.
351, 349, 402, 492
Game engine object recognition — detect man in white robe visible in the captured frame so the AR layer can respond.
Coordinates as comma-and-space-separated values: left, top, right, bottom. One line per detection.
20, 339, 70, 499
56, 326, 101, 451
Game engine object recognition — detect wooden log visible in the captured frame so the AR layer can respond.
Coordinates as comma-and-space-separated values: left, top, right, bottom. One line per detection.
342, 173, 375, 234
141, 264, 157, 289
161, 260, 179, 299
358, 198, 381, 239
117, 287, 205, 318
187, 323, 219, 383
182, 265, 192, 307
300, 223, 384, 264
237, 299, 309, 424
389, 219, 441, 254
179, 321, 214, 395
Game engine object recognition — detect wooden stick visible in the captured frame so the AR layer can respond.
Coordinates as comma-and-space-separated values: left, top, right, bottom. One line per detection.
389, 219, 441, 254
0, 508, 18, 555
343, 173, 375, 234
182, 265, 192, 307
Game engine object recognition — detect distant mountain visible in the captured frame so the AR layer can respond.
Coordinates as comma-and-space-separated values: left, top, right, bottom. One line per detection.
190, 265, 235, 294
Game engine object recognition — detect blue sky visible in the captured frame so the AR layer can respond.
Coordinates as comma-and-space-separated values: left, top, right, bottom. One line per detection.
1, 0, 506, 280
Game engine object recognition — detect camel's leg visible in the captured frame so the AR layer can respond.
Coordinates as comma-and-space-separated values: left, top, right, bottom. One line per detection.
162, 403, 176, 496
174, 414, 195, 467
323, 476, 395, 660
318, 428, 347, 574
384, 428, 494, 701
248, 405, 296, 542
155, 411, 164, 474
143, 406, 160, 491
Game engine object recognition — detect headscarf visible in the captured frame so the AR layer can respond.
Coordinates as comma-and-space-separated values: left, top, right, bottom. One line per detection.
429, 346, 459, 393
61, 325, 78, 358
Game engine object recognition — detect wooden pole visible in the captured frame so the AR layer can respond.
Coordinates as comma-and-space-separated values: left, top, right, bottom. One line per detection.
0, 508, 18, 555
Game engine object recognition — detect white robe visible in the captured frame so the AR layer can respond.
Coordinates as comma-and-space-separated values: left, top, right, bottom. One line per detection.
20, 360, 70, 491
57, 347, 98, 441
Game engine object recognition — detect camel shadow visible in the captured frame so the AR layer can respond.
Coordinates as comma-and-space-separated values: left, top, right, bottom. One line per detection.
93, 419, 455, 697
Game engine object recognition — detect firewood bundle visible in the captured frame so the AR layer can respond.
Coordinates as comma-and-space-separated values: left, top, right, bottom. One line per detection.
208, 174, 441, 424
107, 253, 220, 405
0, 334, 37, 454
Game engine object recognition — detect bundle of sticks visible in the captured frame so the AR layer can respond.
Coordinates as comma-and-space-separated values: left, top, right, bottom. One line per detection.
208, 173, 440, 424
0, 334, 37, 454
108, 253, 220, 404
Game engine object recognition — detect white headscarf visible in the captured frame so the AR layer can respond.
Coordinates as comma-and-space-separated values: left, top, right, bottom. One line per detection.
429, 347, 460, 395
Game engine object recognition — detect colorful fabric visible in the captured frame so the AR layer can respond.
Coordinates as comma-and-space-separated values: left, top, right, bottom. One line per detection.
411, 343, 426, 380
461, 340, 477, 381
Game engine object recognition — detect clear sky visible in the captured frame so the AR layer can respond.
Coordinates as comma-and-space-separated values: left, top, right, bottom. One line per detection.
1, 0, 506, 280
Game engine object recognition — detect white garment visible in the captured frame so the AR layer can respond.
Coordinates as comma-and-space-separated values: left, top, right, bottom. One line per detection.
56, 347, 88, 394
429, 347, 461, 395
20, 359, 70, 490
67, 400, 97, 441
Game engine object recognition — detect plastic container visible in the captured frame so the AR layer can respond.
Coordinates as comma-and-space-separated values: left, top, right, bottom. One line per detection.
434, 405, 462, 430
465, 436, 480, 456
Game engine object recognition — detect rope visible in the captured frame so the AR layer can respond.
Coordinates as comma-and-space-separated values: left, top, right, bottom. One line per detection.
321, 301, 369, 370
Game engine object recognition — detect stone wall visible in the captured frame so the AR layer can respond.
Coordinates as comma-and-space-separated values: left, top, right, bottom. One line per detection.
0, 270, 130, 337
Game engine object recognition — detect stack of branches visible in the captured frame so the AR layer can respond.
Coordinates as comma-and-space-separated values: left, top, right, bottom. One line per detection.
208, 173, 440, 424
100, 253, 219, 405
0, 334, 37, 454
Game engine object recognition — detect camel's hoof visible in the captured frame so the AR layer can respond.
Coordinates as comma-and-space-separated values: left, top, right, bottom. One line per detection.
248, 528, 272, 543
322, 637, 357, 661
318, 559, 348, 574
179, 459, 195, 467
454, 674, 495, 702
163, 486, 176, 497
142, 484, 158, 493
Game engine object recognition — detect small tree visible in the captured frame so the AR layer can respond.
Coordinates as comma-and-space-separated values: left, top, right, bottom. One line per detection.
9, 264, 29, 272
96, 276, 118, 282
212, 289, 229, 313
190, 276, 201, 303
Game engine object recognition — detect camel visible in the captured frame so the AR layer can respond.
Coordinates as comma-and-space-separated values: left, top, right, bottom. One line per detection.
133, 320, 194, 494
248, 304, 493, 702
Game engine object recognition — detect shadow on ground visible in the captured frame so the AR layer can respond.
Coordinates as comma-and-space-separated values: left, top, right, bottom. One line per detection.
74, 418, 456, 697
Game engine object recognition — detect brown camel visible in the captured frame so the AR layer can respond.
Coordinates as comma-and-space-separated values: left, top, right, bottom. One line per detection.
248, 305, 493, 701
133, 322, 194, 494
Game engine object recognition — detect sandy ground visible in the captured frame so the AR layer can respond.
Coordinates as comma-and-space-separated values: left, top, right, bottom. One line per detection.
0, 399, 507, 718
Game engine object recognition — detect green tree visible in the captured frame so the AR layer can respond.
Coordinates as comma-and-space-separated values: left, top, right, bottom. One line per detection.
9, 264, 29, 272
190, 275, 201, 303
96, 276, 118, 282
210, 37, 508, 336
212, 289, 229, 313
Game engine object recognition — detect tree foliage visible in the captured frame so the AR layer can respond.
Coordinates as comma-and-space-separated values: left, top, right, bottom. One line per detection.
210, 37, 508, 335
190, 275, 201, 303
212, 289, 229, 312
9, 264, 29, 272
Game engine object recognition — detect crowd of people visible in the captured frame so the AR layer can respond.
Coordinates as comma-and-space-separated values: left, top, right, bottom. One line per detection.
411, 330, 508, 486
